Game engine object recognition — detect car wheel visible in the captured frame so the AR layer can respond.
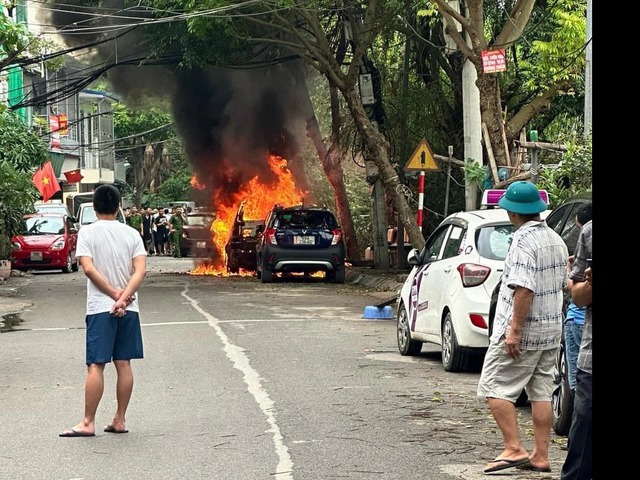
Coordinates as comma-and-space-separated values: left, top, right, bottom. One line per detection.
62, 253, 73, 273
261, 266, 274, 283
71, 255, 79, 272
552, 340, 574, 435
441, 312, 469, 372
397, 303, 422, 355
327, 268, 345, 284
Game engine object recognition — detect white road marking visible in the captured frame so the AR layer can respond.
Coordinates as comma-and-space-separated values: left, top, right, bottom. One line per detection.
181, 286, 294, 480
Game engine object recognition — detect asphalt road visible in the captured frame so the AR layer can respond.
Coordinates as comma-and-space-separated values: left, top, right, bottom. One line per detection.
0, 257, 568, 480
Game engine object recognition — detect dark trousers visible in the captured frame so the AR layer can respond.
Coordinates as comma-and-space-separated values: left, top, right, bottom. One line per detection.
560, 368, 592, 480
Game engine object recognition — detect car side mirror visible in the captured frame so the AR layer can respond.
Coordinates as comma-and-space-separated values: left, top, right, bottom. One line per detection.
406, 248, 421, 266
69, 227, 78, 234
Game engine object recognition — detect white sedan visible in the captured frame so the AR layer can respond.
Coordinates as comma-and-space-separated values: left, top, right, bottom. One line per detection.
396, 205, 548, 372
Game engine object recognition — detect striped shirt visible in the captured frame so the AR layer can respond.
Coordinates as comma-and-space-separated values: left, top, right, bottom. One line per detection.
490, 220, 569, 350
570, 220, 592, 374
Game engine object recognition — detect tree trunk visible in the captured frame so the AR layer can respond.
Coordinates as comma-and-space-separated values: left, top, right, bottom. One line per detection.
342, 88, 425, 251
305, 114, 360, 261
289, 61, 361, 260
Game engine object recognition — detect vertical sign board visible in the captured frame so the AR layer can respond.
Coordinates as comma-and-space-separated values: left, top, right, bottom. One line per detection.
481, 49, 507, 73
404, 139, 440, 227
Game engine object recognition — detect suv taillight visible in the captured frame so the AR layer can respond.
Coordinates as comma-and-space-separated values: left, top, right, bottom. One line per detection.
265, 227, 278, 245
331, 228, 342, 245
456, 263, 490, 287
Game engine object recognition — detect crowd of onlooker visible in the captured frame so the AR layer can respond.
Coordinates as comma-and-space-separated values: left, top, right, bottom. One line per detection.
122, 205, 189, 257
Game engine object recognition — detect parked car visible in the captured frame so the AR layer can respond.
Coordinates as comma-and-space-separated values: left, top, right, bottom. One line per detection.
76, 202, 126, 229
10, 213, 79, 273
396, 208, 520, 372
34, 201, 74, 219
180, 211, 216, 257
224, 201, 263, 273
255, 204, 346, 283
487, 190, 592, 434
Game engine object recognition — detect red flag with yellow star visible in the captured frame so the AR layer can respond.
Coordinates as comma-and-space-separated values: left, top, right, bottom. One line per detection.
32, 161, 61, 202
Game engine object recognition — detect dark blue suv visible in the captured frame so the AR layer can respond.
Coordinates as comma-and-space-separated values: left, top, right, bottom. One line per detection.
255, 205, 346, 283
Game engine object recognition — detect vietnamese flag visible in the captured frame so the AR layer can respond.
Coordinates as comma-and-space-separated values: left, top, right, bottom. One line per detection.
32, 160, 61, 202
63, 169, 83, 184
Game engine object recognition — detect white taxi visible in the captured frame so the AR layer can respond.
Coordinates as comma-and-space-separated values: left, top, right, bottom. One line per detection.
396, 190, 549, 372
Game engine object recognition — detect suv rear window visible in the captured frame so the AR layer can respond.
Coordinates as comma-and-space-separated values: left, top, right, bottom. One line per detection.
272, 210, 337, 229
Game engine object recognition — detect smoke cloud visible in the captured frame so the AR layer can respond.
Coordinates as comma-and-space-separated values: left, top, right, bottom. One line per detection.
39, 0, 313, 208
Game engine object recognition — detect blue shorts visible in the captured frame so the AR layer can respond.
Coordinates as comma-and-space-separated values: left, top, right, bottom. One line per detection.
85, 311, 144, 365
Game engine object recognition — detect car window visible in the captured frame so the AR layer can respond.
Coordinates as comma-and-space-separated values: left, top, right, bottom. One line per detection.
22, 217, 65, 235
442, 225, 464, 259
422, 225, 450, 262
545, 200, 590, 255
187, 215, 213, 226
557, 204, 586, 254
545, 203, 572, 232
477, 224, 517, 260
80, 206, 98, 224
274, 211, 337, 229
35, 205, 68, 215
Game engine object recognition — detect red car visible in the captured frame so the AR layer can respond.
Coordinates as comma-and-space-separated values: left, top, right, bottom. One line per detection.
11, 213, 79, 273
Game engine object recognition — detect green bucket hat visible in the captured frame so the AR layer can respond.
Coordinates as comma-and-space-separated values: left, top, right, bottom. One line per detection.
498, 181, 547, 214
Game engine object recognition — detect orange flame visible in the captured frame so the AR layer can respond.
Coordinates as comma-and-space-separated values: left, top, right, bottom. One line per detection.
190, 175, 206, 190
190, 154, 307, 276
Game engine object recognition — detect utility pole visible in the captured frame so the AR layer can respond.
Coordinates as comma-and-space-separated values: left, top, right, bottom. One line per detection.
348, 11, 389, 270
460, 2, 483, 211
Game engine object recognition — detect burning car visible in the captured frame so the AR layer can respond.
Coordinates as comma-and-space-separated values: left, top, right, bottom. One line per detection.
225, 201, 264, 273
181, 210, 216, 257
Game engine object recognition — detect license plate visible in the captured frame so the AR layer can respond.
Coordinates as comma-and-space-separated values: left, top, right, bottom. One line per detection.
30, 251, 43, 261
294, 235, 314, 245
197, 241, 206, 248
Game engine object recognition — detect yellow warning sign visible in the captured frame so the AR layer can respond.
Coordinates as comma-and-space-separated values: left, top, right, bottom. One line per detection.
404, 138, 440, 171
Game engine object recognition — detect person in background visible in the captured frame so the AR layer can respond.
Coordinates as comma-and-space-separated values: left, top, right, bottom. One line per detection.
563, 204, 592, 395
477, 181, 568, 474
128, 206, 143, 238
560, 218, 592, 480
59, 184, 147, 438
168, 206, 185, 258
154, 209, 168, 256
141, 207, 155, 256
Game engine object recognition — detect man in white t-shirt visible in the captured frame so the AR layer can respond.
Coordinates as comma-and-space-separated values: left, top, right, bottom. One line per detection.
59, 184, 147, 438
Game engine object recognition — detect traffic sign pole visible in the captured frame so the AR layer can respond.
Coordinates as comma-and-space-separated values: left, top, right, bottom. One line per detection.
417, 171, 425, 227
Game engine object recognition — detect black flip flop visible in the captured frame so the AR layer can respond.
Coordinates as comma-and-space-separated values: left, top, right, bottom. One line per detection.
483, 457, 531, 473
104, 424, 129, 434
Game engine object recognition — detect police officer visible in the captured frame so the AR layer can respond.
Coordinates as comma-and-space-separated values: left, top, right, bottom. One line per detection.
169, 206, 186, 258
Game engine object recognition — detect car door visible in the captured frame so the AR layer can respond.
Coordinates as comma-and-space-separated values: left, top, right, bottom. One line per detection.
422, 224, 466, 336
412, 224, 450, 337
65, 216, 78, 261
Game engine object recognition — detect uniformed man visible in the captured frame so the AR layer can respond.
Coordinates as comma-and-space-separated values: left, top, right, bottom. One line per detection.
168, 206, 185, 257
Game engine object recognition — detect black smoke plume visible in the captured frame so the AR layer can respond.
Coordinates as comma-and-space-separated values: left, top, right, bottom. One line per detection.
38, 0, 312, 208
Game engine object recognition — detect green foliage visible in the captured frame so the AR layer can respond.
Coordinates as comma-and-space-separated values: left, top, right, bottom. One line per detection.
463, 160, 486, 189
539, 135, 592, 208
1, 12, 64, 72
0, 163, 38, 258
0, 110, 48, 172
156, 168, 193, 202
0, 110, 46, 258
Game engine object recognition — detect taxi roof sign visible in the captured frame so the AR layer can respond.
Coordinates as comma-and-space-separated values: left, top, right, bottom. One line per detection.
404, 138, 440, 171
481, 188, 549, 208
